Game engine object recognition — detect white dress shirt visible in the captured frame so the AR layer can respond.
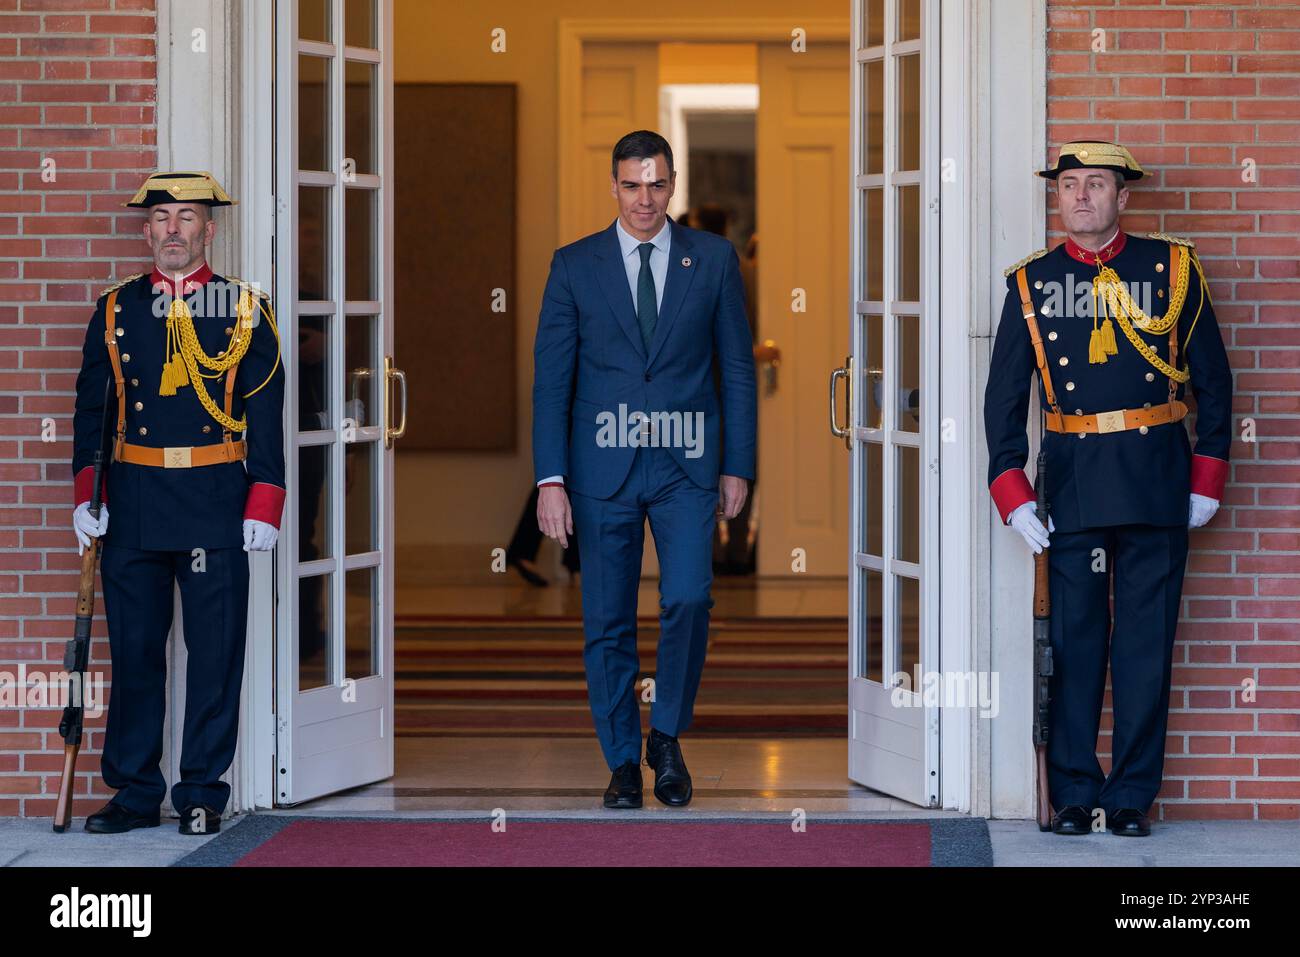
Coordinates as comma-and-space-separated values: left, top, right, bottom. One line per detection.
537, 216, 673, 488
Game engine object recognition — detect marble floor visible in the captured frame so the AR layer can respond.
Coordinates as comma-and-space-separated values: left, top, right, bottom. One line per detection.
275, 735, 951, 818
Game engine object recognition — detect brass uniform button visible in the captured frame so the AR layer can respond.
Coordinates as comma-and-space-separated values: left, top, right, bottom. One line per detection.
1034, 280, 1043, 290
1078, 432, 1085, 439
1156, 262, 1164, 272
217, 350, 225, 358
138, 426, 147, 436
1146, 372, 1155, 381
1153, 314, 1163, 323
113, 304, 122, 313
130, 378, 139, 387
1158, 289, 1165, 298
1042, 306, 1052, 317
1065, 382, 1075, 391
115, 327, 124, 337
1139, 425, 1149, 435
1059, 356, 1068, 366
1143, 402, 1151, 409
1048, 331, 1058, 341
121, 353, 130, 362
202, 425, 211, 433
225, 326, 234, 335
133, 401, 143, 411
1075, 408, 1083, 415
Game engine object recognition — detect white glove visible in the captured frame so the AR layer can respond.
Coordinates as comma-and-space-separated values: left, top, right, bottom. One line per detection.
243, 519, 279, 552
1008, 501, 1054, 554
1189, 493, 1219, 528
73, 502, 109, 555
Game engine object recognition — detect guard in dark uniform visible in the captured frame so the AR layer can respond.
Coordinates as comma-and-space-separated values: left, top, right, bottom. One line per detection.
983, 143, 1233, 836
70, 172, 285, 835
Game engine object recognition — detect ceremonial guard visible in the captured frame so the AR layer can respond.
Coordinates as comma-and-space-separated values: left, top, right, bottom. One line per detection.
70, 172, 285, 834
983, 143, 1233, 836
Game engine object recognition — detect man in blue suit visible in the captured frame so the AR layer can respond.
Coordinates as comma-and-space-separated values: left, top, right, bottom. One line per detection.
532, 130, 757, 808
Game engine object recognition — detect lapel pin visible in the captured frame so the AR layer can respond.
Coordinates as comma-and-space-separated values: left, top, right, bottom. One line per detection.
681, 256, 691, 267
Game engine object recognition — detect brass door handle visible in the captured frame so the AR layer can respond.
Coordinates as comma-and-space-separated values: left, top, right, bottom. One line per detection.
829, 354, 852, 449
384, 356, 407, 448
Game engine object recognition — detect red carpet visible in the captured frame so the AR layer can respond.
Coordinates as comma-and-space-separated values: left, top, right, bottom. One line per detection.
233, 820, 932, 867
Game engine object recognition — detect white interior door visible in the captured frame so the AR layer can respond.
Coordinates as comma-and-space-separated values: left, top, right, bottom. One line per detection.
843, 0, 939, 807
274, 0, 400, 805
756, 40, 851, 578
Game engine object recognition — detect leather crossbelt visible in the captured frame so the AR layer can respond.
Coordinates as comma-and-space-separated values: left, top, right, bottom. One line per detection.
1045, 400, 1187, 434
115, 440, 248, 468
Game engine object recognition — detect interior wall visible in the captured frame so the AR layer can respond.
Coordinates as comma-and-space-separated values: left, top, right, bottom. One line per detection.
392, 0, 848, 560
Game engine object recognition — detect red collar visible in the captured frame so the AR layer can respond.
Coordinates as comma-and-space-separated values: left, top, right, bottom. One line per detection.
150, 261, 214, 296
1063, 230, 1126, 265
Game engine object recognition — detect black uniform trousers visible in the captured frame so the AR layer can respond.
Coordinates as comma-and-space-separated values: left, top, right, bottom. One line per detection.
1046, 522, 1189, 817
98, 543, 250, 815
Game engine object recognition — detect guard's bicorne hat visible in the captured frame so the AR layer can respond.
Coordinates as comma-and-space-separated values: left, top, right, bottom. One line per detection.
124, 171, 236, 209
1037, 142, 1144, 181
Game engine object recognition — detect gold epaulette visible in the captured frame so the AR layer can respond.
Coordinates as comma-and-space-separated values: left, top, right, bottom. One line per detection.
1148, 231, 1195, 248
1003, 248, 1050, 279
97, 273, 143, 300
223, 275, 270, 300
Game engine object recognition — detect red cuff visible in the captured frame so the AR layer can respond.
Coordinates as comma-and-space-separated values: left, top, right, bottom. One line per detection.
74, 465, 108, 508
1190, 454, 1228, 501
244, 482, 286, 528
990, 467, 1035, 525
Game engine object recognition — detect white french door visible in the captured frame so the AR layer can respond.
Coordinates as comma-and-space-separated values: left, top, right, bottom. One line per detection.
273, 0, 402, 805
839, 0, 940, 807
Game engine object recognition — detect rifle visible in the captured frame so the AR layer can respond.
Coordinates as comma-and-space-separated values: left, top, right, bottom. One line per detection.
53, 377, 113, 832
1032, 448, 1054, 831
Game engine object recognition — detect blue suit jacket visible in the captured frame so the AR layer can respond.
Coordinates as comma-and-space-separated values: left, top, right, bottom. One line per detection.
532, 217, 757, 499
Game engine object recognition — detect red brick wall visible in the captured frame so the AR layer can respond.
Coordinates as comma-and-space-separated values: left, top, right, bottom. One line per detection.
0, 0, 156, 818
1047, 0, 1300, 820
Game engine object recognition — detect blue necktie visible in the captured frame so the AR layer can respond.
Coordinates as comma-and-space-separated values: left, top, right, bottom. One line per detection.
636, 242, 657, 352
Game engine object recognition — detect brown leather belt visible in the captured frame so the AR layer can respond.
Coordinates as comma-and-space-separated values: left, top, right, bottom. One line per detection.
115, 440, 248, 468
1045, 400, 1187, 434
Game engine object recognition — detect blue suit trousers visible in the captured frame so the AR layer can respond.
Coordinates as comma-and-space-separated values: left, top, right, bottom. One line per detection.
568, 443, 718, 770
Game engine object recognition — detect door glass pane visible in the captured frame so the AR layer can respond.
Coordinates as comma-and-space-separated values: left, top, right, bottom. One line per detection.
864, 188, 883, 301
299, 186, 331, 301
299, 314, 329, 429
863, 0, 884, 47
298, 55, 331, 173
299, 573, 332, 691
898, 576, 920, 684
345, 440, 378, 554
864, 313, 883, 429
859, 568, 883, 683
345, 566, 379, 680
864, 440, 882, 555
896, 445, 919, 564
345, 0, 376, 48
897, 183, 919, 301
345, 188, 377, 301
344, 60, 376, 176
898, 314, 919, 432
345, 314, 379, 428
897, 53, 920, 172
899, 0, 921, 42
300, 0, 329, 42
863, 58, 883, 175
299, 443, 332, 561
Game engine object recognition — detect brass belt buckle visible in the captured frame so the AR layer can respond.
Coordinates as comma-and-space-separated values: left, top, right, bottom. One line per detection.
1095, 410, 1126, 434
163, 446, 193, 468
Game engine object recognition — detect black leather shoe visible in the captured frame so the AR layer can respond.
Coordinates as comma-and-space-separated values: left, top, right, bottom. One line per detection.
1107, 808, 1151, 837
603, 760, 643, 809
178, 804, 222, 835
645, 728, 693, 806
1050, 804, 1092, 835
84, 801, 160, 834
